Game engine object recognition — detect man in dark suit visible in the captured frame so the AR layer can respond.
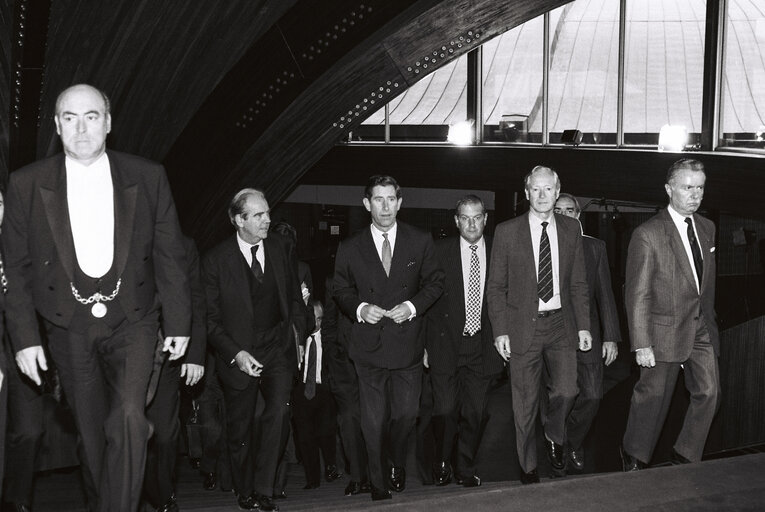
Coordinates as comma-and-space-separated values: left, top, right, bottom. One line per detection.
487, 166, 591, 484
554, 193, 621, 470
322, 276, 370, 496
425, 194, 503, 488
620, 159, 720, 470
144, 236, 207, 512
3, 84, 191, 512
333, 175, 444, 500
202, 188, 306, 511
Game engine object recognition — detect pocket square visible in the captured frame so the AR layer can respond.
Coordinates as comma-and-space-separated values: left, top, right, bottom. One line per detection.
407, 260, 416, 267
710, 246, 715, 253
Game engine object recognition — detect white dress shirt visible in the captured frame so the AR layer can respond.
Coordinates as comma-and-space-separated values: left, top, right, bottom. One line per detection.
529, 212, 562, 311
667, 205, 702, 292
302, 330, 323, 385
66, 153, 114, 278
460, 236, 487, 317
237, 233, 266, 272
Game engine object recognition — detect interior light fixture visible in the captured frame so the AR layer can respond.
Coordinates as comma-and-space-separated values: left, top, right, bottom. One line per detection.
658, 124, 688, 152
447, 120, 474, 145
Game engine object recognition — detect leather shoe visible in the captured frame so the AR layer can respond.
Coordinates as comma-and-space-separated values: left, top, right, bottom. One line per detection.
344, 480, 371, 496
370, 485, 392, 501
462, 475, 481, 488
432, 461, 452, 486
325, 464, 341, 482
388, 466, 406, 492
545, 437, 565, 473
520, 468, 540, 485
620, 445, 647, 472
252, 493, 279, 511
156, 498, 178, 512
188, 457, 200, 470
670, 448, 692, 465
273, 491, 287, 500
202, 472, 217, 490
236, 494, 257, 510
569, 446, 585, 471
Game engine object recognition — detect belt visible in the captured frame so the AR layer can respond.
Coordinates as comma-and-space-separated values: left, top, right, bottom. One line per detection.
537, 308, 562, 318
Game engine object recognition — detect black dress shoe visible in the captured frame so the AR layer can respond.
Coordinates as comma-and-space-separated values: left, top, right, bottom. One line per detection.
670, 448, 692, 465
620, 445, 647, 472
432, 461, 452, 486
454, 475, 464, 485
520, 469, 540, 485
156, 498, 179, 512
325, 464, 341, 482
252, 493, 279, 511
272, 491, 287, 500
545, 437, 566, 474
569, 446, 585, 470
388, 466, 406, 492
370, 485, 392, 501
202, 472, 217, 490
236, 494, 257, 511
462, 475, 482, 488
188, 457, 201, 470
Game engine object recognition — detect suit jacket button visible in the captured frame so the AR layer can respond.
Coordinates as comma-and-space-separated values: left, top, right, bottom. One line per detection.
532, 317, 537, 322
48, 286, 55, 291
403, 284, 407, 289
44, 260, 50, 265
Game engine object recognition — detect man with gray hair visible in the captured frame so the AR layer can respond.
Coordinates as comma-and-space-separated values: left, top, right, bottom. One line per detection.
202, 188, 306, 511
3, 84, 190, 512
487, 166, 591, 483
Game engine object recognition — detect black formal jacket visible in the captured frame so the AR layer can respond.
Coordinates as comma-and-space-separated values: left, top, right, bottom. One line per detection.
202, 232, 306, 390
183, 236, 207, 366
425, 236, 504, 377
333, 222, 444, 369
3, 150, 191, 351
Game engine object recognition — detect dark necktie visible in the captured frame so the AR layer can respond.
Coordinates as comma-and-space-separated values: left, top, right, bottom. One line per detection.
538, 221, 553, 303
304, 336, 316, 400
464, 244, 481, 335
250, 245, 263, 283
381, 233, 392, 277
685, 217, 703, 286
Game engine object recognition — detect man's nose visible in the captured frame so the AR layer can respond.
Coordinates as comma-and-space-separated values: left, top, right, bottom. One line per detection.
76, 118, 86, 133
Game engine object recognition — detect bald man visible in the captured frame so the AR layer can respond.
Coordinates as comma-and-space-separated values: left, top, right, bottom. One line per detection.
3, 84, 191, 512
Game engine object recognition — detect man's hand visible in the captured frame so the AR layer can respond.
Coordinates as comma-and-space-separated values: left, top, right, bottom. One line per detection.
635, 347, 655, 368
163, 336, 190, 361
602, 342, 618, 366
494, 335, 511, 362
301, 282, 310, 305
385, 303, 413, 324
234, 350, 263, 377
578, 330, 593, 352
15, 346, 48, 386
360, 304, 386, 324
181, 363, 205, 386
298, 344, 305, 368
0, 368, 4, 393
423, 348, 429, 369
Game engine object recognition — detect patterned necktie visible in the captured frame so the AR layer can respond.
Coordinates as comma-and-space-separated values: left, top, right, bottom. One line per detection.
381, 233, 392, 277
464, 244, 481, 336
250, 245, 263, 283
304, 336, 316, 400
538, 221, 553, 302
685, 217, 703, 286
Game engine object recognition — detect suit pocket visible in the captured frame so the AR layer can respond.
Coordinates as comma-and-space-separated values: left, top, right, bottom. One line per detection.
652, 314, 673, 326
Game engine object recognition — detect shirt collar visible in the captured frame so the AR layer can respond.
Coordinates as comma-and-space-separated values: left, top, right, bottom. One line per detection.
459, 235, 484, 251
236, 232, 262, 253
65, 152, 109, 173
370, 222, 397, 239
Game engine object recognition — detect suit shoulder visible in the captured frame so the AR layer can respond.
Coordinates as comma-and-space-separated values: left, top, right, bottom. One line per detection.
204, 236, 237, 263
583, 235, 606, 249
398, 221, 431, 240
495, 216, 524, 232
107, 149, 162, 169
10, 154, 62, 183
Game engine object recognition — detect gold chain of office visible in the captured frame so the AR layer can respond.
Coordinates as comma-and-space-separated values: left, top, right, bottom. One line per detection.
70, 278, 122, 305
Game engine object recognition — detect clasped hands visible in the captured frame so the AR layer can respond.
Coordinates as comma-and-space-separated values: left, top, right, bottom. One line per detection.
360, 303, 412, 324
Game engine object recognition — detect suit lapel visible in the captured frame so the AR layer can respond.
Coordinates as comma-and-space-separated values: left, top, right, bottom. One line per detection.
389, 224, 409, 278
450, 238, 466, 307
661, 210, 697, 291
39, 158, 76, 281
359, 227, 387, 280
228, 238, 254, 318
264, 237, 288, 318
693, 214, 713, 291
109, 153, 138, 276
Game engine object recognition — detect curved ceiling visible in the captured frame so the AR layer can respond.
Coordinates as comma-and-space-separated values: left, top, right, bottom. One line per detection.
5, 0, 568, 248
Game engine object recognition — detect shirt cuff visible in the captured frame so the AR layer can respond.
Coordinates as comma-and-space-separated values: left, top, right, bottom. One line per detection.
356, 302, 369, 323
404, 301, 416, 320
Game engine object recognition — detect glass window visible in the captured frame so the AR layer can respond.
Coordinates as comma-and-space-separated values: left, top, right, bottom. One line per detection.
482, 15, 544, 142
547, 0, 620, 145
718, 0, 765, 149
623, 0, 707, 146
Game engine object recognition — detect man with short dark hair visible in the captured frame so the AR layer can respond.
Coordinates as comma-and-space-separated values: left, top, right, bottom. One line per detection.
620, 159, 720, 470
425, 194, 503, 488
487, 166, 591, 483
333, 175, 443, 500
554, 193, 621, 470
3, 83, 191, 512
203, 188, 306, 511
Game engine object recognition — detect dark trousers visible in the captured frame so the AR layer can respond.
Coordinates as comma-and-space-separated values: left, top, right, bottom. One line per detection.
45, 314, 158, 512
197, 371, 232, 488
222, 362, 292, 497
354, 360, 422, 491
431, 334, 490, 479
566, 357, 603, 451
509, 313, 577, 473
325, 346, 368, 483
144, 358, 181, 507
291, 382, 337, 486
415, 369, 435, 485
0, 348, 7, 505
623, 319, 720, 464
2, 348, 45, 507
